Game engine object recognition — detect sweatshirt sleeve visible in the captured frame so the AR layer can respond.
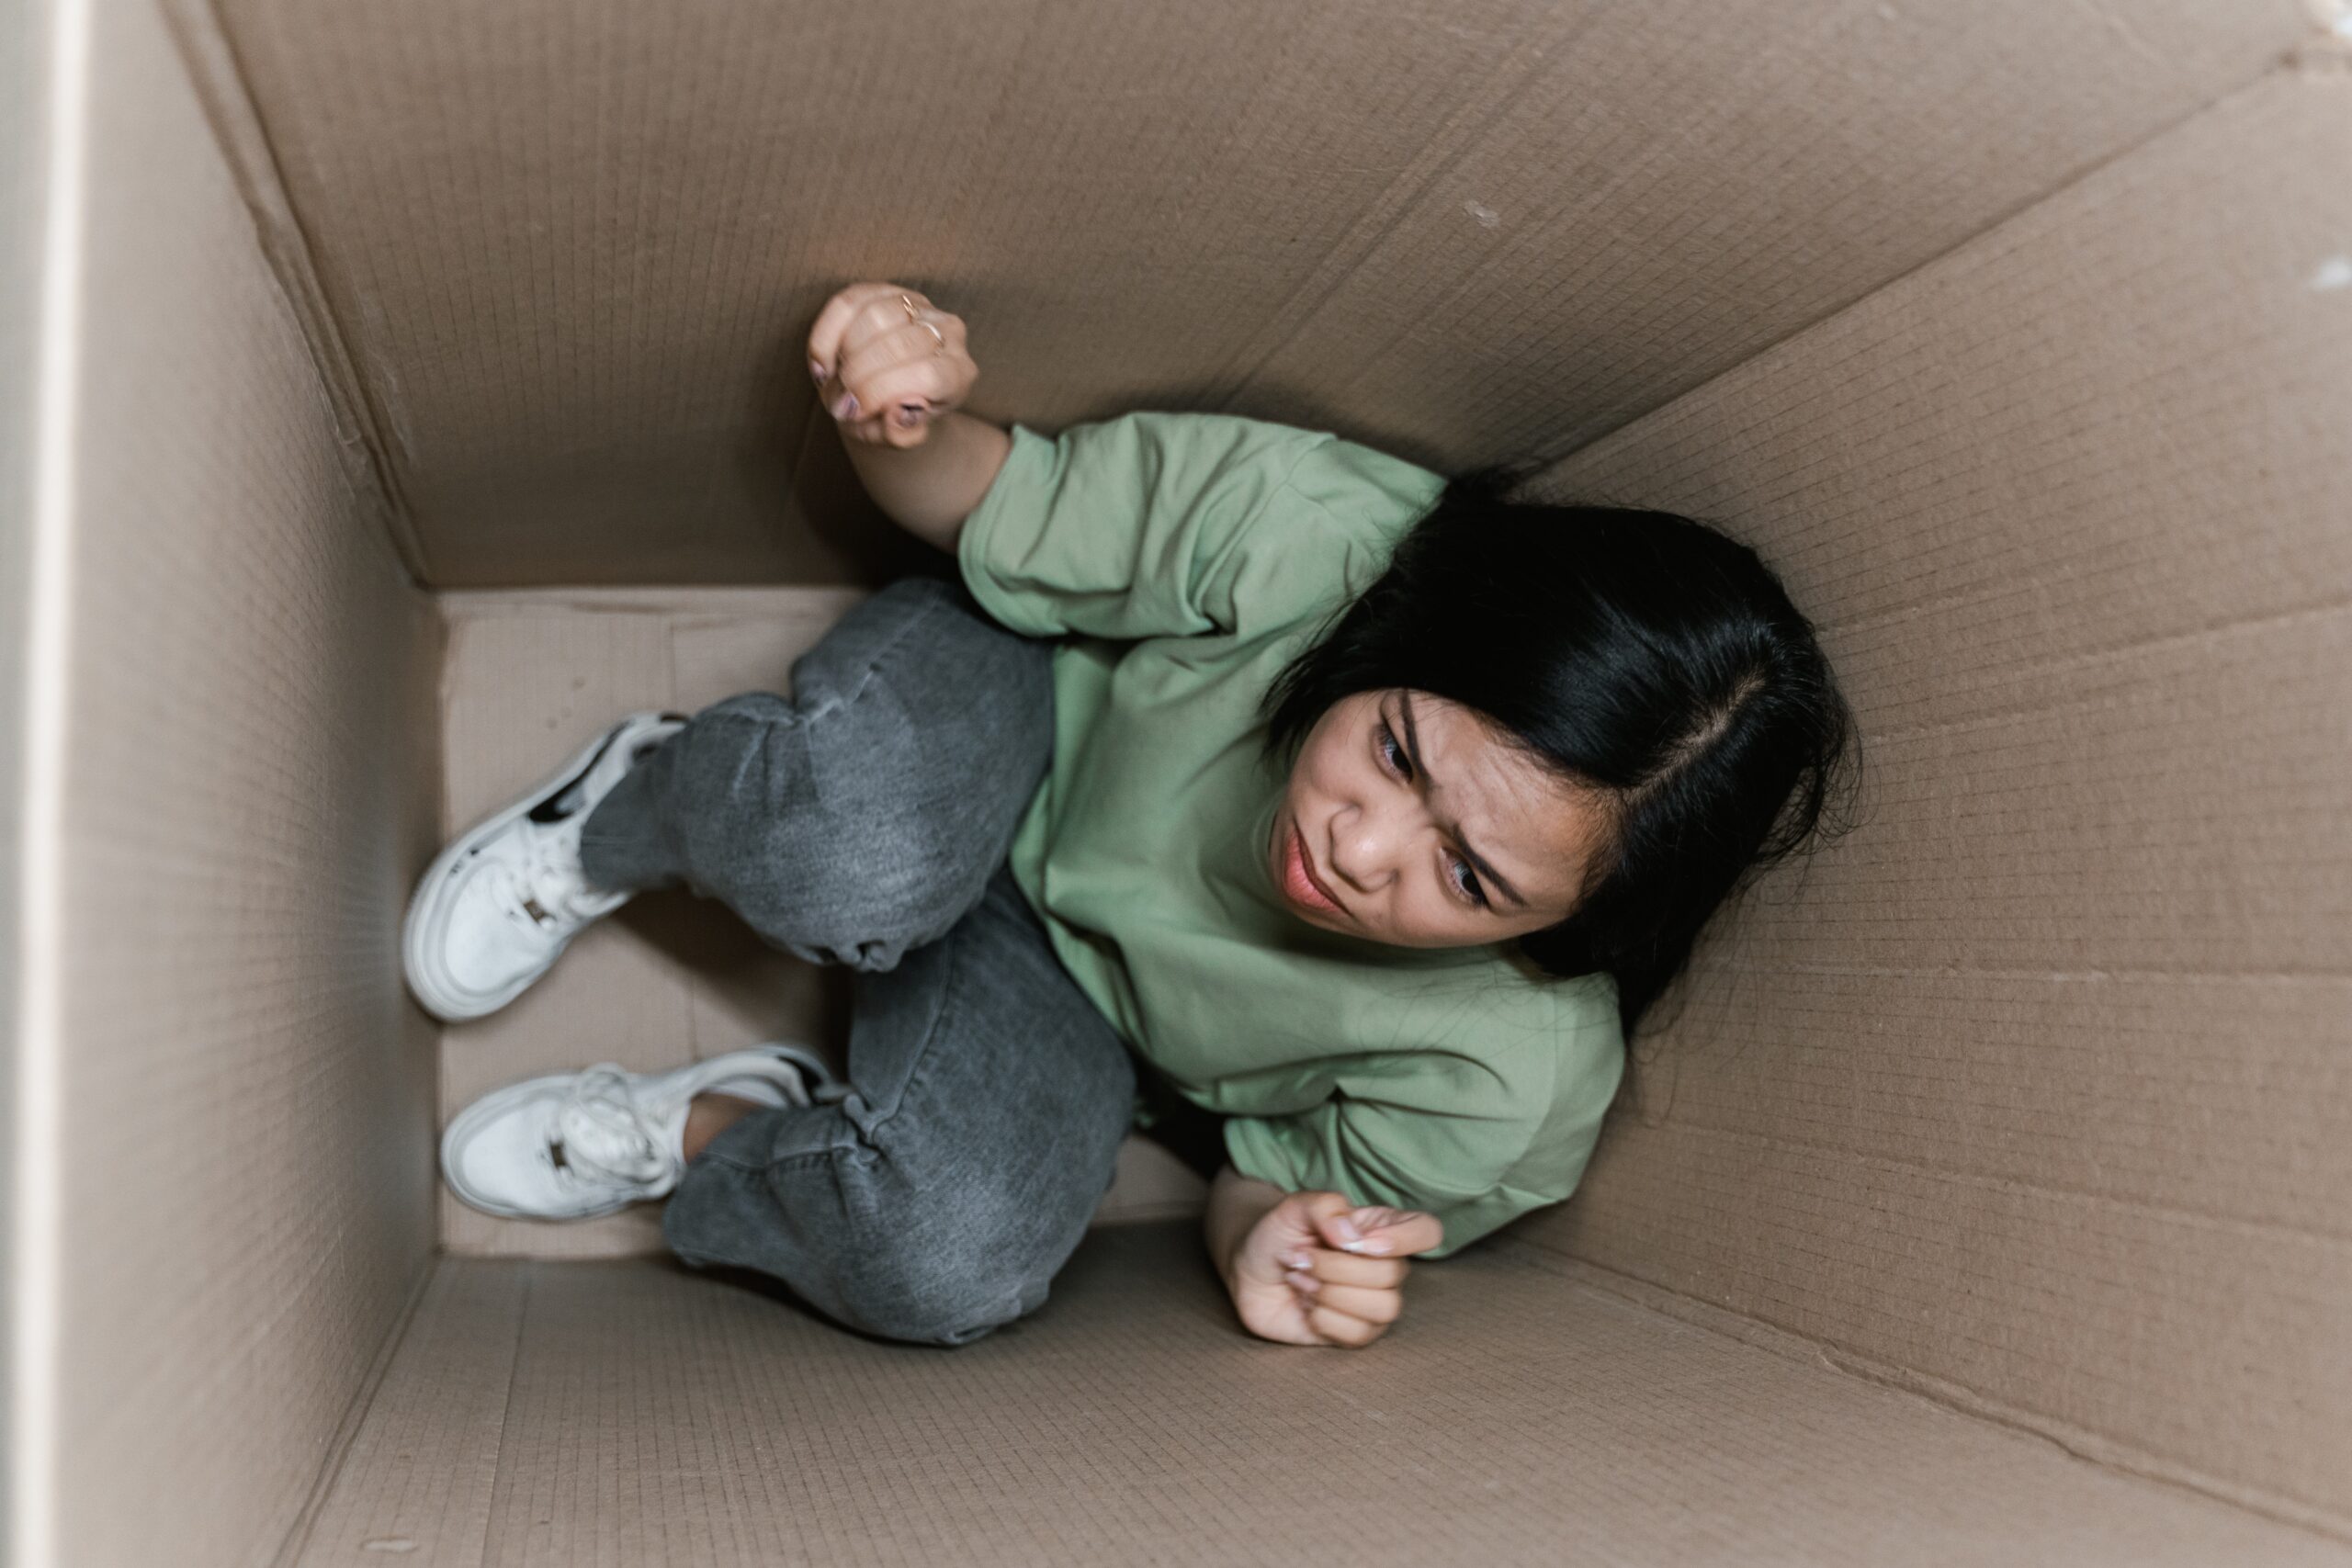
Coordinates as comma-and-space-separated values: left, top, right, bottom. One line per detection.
956, 412, 1442, 642
1220, 981, 1625, 1258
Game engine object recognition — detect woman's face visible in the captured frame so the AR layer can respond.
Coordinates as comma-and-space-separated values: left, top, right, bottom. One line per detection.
1271, 689, 1606, 948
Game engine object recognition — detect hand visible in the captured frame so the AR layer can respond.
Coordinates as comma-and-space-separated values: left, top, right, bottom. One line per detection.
807, 282, 978, 449
1226, 1190, 1442, 1348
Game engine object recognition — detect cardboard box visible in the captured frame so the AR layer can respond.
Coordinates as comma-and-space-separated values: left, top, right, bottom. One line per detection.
6, 0, 2346, 1562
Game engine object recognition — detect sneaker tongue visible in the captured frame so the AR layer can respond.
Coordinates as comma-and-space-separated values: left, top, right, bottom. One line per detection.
559, 1117, 665, 1183
524, 818, 622, 924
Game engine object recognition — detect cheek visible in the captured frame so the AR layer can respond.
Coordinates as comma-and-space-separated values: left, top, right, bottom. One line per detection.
1385, 899, 1485, 948
1292, 728, 1358, 799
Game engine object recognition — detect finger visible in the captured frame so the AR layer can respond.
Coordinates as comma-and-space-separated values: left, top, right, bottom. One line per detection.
1312, 1283, 1402, 1325
807, 283, 910, 382
1308, 1303, 1388, 1348
1302, 1247, 1408, 1290
841, 354, 963, 426
878, 408, 933, 448
821, 384, 916, 444
1305, 1195, 1396, 1257
1363, 1209, 1444, 1258
836, 406, 916, 449
840, 290, 935, 372
828, 329, 967, 426
827, 385, 937, 450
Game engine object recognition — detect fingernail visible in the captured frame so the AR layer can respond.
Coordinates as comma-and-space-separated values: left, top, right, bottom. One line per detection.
808, 359, 827, 385
1332, 1215, 1363, 1247
1342, 1239, 1394, 1256
1285, 1270, 1321, 1294
894, 404, 926, 429
831, 392, 859, 421
1281, 1249, 1312, 1270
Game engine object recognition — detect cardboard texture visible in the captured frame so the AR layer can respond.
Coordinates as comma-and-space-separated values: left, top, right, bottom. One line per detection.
22, 2, 445, 1564
1523, 69, 2352, 1533
201, 0, 2304, 586
435, 587, 1207, 1258
2, 2, 42, 1548
284, 1234, 2349, 1568
12, 0, 2349, 1564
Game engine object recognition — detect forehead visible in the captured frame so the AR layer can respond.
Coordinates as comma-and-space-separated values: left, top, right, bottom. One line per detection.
1388, 693, 1602, 887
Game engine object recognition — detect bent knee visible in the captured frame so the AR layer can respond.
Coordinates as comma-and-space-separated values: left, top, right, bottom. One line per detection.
832, 1249, 1050, 1347
825, 1183, 1080, 1345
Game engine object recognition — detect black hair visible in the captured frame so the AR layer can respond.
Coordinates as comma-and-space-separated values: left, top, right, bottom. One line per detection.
1263, 476, 1857, 1036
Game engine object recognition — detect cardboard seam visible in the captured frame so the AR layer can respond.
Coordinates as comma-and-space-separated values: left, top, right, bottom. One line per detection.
2064, 0, 2166, 70
1204, 17, 1571, 415
263, 1255, 439, 1568
471, 1261, 536, 1559
432, 597, 478, 846
1521, 49, 2316, 476
421, 584, 453, 840
1499, 1241, 2352, 1546
1637, 1116, 2352, 1246
153, 0, 429, 586
1860, 613, 2351, 740
435, 585, 870, 620
1736, 961, 2352, 984
1824, 580, 2350, 660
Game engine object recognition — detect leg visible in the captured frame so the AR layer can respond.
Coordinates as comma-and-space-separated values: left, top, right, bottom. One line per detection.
579, 578, 1054, 971
662, 871, 1136, 1346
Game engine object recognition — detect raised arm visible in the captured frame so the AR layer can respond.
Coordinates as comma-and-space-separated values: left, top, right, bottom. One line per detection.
808, 282, 1008, 554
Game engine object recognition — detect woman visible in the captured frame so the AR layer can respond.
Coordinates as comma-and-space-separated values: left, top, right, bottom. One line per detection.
406, 282, 1851, 1349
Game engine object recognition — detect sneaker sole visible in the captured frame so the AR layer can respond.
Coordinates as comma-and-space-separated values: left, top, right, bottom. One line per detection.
402, 711, 684, 1022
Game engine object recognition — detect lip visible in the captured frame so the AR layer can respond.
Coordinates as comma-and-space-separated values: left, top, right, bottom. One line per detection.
1279, 816, 1346, 919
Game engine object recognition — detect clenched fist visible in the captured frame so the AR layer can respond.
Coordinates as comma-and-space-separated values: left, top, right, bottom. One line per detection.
1226, 1190, 1443, 1348
807, 282, 979, 449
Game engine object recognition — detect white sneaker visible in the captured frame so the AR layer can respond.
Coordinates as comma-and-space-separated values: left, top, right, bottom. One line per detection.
403, 711, 686, 1021
441, 1043, 842, 1220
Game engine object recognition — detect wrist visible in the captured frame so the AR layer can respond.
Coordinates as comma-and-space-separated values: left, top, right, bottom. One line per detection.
842, 412, 1011, 555
1203, 1164, 1287, 1291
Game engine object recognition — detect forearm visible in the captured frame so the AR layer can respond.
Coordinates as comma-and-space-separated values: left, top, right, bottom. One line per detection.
843, 410, 1012, 555
1204, 1162, 1288, 1286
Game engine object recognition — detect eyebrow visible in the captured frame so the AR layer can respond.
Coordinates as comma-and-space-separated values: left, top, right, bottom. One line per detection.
1397, 691, 1529, 910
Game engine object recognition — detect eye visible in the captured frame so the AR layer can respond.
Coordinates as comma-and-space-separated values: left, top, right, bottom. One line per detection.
1375, 719, 1412, 781
1447, 853, 1489, 908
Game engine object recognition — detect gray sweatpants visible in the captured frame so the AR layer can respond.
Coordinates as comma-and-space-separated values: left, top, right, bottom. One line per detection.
578, 579, 1139, 1346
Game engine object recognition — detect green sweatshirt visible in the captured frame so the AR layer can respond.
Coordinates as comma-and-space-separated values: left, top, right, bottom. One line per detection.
957, 412, 1623, 1255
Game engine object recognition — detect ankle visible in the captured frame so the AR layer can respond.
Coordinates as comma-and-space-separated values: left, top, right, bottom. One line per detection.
680, 1092, 765, 1163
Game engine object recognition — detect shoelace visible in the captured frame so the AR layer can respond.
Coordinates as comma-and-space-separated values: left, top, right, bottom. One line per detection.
495, 817, 606, 934
550, 1066, 678, 1190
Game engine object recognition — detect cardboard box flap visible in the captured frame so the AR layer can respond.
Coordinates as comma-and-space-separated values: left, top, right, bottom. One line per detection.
1526, 67, 2352, 1534
201, 0, 2307, 586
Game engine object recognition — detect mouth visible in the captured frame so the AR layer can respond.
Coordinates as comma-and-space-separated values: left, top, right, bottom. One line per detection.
1277, 816, 1346, 919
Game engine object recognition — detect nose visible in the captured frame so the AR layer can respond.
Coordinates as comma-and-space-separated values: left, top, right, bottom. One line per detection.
1325, 798, 1404, 894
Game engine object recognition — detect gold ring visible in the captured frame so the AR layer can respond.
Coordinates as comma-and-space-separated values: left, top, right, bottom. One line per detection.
899, 293, 922, 322
916, 319, 947, 355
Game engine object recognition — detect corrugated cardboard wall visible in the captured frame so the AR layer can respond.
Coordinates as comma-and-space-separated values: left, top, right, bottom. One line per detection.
207, 0, 2307, 586
1521, 67, 2352, 1534
72, 0, 2337, 1555
40, 3, 445, 1565
2, 3, 44, 1551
